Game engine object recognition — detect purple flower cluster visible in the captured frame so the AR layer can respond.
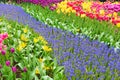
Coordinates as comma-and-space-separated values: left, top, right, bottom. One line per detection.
0, 4, 120, 79
105, 4, 120, 12
40, 27, 120, 79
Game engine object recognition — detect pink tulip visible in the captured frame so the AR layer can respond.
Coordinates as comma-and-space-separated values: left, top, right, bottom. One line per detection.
0, 38, 2, 43
12, 66, 17, 73
6, 60, 10, 66
23, 67, 27, 72
10, 48, 15, 53
2, 33, 8, 39
1, 50, 6, 55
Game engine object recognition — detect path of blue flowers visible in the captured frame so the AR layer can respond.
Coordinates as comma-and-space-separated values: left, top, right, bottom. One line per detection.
0, 4, 120, 80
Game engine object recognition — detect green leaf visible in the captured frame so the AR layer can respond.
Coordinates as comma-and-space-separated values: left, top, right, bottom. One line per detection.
17, 63, 24, 69
41, 76, 53, 80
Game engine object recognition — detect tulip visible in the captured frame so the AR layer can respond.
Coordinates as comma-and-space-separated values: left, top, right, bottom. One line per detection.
2, 32, 8, 39
12, 66, 17, 73
6, 60, 10, 66
1, 50, 6, 55
10, 48, 15, 53
0, 38, 2, 43
23, 67, 27, 72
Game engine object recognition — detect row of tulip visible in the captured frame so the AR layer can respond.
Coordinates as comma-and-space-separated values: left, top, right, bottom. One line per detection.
17, 0, 120, 26
18, 2, 120, 48
57, 0, 120, 26
0, 17, 65, 80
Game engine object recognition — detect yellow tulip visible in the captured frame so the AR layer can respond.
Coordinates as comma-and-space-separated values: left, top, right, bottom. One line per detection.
38, 58, 43, 63
20, 42, 27, 48
17, 42, 27, 51
81, 2, 91, 11
43, 66, 50, 70
72, 10, 76, 13
23, 28, 28, 33
107, 14, 112, 17
21, 34, 28, 42
39, 36, 44, 41
100, 10, 105, 15
81, 14, 86, 18
17, 46, 23, 51
116, 23, 120, 27
33, 38, 39, 43
42, 45, 52, 52
113, 12, 118, 17
35, 68, 40, 74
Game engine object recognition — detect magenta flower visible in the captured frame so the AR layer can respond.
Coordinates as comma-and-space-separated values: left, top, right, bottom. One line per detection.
10, 48, 15, 53
0, 38, 2, 43
0, 47, 2, 52
23, 67, 27, 72
1, 50, 6, 55
12, 66, 17, 73
49, 6, 56, 11
2, 32, 8, 40
6, 60, 10, 66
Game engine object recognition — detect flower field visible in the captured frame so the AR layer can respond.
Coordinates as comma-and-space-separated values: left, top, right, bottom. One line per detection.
0, 0, 120, 80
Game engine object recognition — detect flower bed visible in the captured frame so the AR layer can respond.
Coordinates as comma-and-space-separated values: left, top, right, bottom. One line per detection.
18, 2, 120, 48
65, 1, 120, 26
0, 17, 65, 80
0, 1, 120, 80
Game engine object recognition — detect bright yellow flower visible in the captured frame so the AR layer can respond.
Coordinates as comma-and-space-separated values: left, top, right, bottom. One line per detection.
81, 14, 86, 18
17, 42, 26, 51
23, 28, 28, 33
72, 10, 76, 13
107, 13, 112, 17
35, 68, 40, 74
33, 38, 39, 43
81, 2, 91, 11
20, 42, 27, 48
113, 12, 118, 17
20, 34, 28, 42
43, 66, 50, 70
114, 2, 119, 4
38, 58, 43, 63
39, 36, 44, 41
17, 46, 23, 51
99, 10, 105, 15
42, 45, 52, 52
116, 23, 120, 27
76, 29, 81, 32
56, 1, 70, 14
